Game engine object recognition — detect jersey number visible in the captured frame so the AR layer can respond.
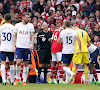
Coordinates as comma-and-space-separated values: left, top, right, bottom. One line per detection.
54, 32, 57, 41
2, 32, 12, 41
66, 36, 72, 44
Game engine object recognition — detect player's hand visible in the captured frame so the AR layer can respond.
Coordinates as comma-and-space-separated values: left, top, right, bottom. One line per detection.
28, 64, 34, 71
76, 50, 81, 55
30, 44, 34, 51
13, 47, 16, 54
39, 35, 45, 38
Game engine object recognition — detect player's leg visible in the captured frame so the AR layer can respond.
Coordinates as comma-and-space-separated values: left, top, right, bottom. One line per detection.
83, 53, 90, 84
90, 49, 99, 82
57, 52, 64, 84
43, 49, 51, 83
22, 49, 31, 86
38, 49, 45, 83
8, 52, 15, 85
71, 53, 82, 84
0, 52, 7, 85
50, 53, 57, 84
14, 48, 23, 85
61, 54, 75, 83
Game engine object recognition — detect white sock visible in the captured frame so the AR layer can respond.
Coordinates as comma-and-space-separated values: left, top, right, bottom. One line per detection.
63, 66, 73, 76
10, 65, 15, 83
50, 78, 53, 82
16, 65, 21, 79
1, 64, 6, 83
65, 72, 70, 84
59, 78, 63, 82
22, 66, 29, 82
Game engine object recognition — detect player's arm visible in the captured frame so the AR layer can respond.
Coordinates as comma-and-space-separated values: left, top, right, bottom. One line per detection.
97, 54, 100, 67
57, 37, 62, 43
57, 31, 63, 43
76, 35, 81, 55
13, 33, 17, 53
30, 32, 35, 50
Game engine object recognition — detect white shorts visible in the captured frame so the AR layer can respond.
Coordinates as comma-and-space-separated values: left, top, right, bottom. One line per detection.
52, 52, 62, 63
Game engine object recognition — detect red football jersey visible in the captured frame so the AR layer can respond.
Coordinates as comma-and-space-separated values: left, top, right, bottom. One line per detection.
51, 27, 63, 53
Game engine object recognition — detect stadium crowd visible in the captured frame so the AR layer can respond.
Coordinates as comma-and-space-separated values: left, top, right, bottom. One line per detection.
0, 0, 100, 85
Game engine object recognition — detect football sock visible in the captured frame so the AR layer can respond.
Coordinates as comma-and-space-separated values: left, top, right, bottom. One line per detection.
1, 64, 6, 83
16, 65, 21, 79
93, 68, 98, 81
58, 65, 64, 82
50, 66, 54, 82
63, 66, 73, 76
23, 66, 29, 82
44, 68, 48, 82
66, 72, 70, 83
54, 66, 57, 79
10, 65, 15, 83
72, 66, 76, 80
84, 66, 88, 80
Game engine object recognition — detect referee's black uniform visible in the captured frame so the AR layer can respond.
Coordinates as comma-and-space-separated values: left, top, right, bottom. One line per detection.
37, 30, 52, 83
37, 30, 52, 64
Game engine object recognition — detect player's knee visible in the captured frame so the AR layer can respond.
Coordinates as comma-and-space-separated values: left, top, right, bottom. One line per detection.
16, 62, 21, 66
52, 62, 56, 66
1, 64, 5, 72
1, 61, 6, 64
9, 61, 14, 65
83, 63, 88, 67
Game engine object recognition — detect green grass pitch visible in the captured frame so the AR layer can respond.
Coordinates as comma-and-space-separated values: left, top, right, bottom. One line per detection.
0, 84, 100, 90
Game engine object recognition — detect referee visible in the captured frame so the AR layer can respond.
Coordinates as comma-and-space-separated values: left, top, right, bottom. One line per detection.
37, 22, 52, 83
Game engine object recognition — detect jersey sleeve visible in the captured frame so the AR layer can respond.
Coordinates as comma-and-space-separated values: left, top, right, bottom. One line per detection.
29, 24, 35, 33
14, 24, 18, 33
74, 31, 78, 37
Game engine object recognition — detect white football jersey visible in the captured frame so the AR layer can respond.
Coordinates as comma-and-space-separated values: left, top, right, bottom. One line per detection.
59, 28, 78, 54
0, 23, 16, 52
88, 44, 97, 54
15, 22, 34, 48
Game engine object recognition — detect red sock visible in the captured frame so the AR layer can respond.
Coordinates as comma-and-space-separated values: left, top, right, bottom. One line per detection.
54, 66, 57, 79
93, 68, 98, 81
50, 66, 54, 79
58, 65, 64, 81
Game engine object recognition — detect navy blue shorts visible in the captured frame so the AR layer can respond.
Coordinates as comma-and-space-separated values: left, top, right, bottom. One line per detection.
61, 54, 73, 64
0, 51, 14, 61
90, 48, 99, 64
16, 48, 31, 61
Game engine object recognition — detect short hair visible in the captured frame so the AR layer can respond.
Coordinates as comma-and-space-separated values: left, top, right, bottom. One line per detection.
22, 12, 29, 17
56, 20, 62, 25
64, 20, 71, 27
4, 14, 11, 21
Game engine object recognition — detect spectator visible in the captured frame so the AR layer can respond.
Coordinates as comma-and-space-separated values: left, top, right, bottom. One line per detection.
88, 12, 96, 32
10, 3, 16, 19
86, 0, 96, 16
94, 35, 100, 46
94, 23, 100, 37
3, 0, 10, 13
33, 0, 44, 14
87, 28, 94, 43
95, 10, 100, 23
0, 3, 7, 15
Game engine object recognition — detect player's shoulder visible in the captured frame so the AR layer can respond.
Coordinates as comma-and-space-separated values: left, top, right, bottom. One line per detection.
15, 22, 22, 26
28, 22, 33, 25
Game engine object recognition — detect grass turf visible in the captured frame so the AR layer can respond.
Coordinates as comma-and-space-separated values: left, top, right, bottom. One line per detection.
0, 84, 100, 90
